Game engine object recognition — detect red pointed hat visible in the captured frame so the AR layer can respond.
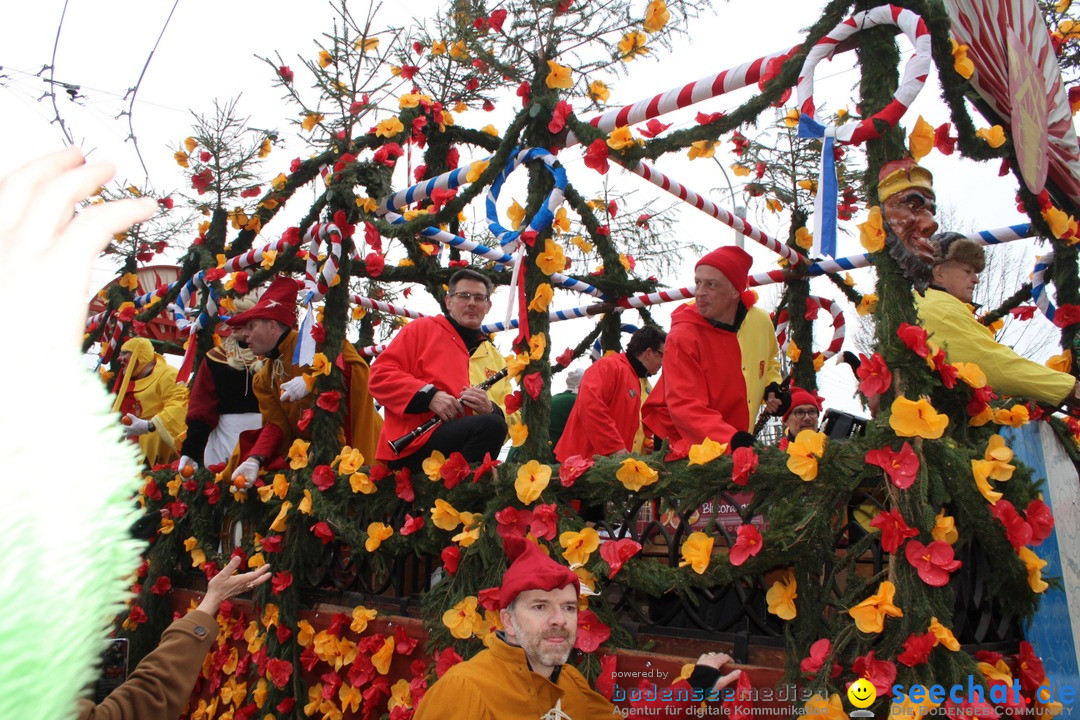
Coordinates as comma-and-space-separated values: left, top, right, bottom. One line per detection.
498, 536, 580, 609
226, 275, 300, 329
695, 246, 752, 293
783, 386, 823, 421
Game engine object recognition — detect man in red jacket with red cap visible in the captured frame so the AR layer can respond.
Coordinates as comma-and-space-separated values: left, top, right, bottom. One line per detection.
642, 246, 786, 454
779, 386, 823, 450
414, 537, 743, 719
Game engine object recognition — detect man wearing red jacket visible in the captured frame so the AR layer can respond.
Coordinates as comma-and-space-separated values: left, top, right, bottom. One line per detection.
369, 269, 507, 470
554, 325, 666, 462
642, 246, 786, 454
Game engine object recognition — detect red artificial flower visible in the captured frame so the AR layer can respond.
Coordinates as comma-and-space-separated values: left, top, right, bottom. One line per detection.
695, 111, 724, 125
441, 546, 460, 575
316, 390, 341, 413
595, 654, 617, 701
934, 352, 958, 389
165, 500, 187, 519
400, 514, 424, 536
320, 671, 342, 700
864, 442, 920, 489
548, 100, 573, 134
394, 467, 415, 502
347, 654, 375, 687
596, 224, 610, 236
395, 625, 419, 655
574, 609, 611, 652
1054, 304, 1080, 328
202, 481, 221, 505
555, 348, 574, 367
559, 454, 594, 487
869, 508, 918, 553
966, 385, 998, 417
372, 143, 404, 167
191, 168, 214, 195
473, 452, 500, 482
435, 647, 463, 677
852, 650, 897, 696
990, 500, 1033, 550
897, 631, 936, 667
934, 122, 956, 155
266, 658, 293, 689
729, 524, 763, 566
261, 535, 282, 554
1017, 641, 1046, 694
477, 587, 501, 612
364, 252, 385, 278
310, 521, 335, 544
150, 576, 172, 595
312, 464, 336, 491
905, 539, 962, 587
800, 638, 842, 679
504, 390, 522, 414
600, 539, 642, 578
723, 669, 754, 720
897, 322, 931, 358
297, 408, 315, 432
856, 352, 892, 396
529, 503, 558, 540
488, 8, 507, 32
271, 571, 293, 594
1026, 498, 1054, 546
277, 66, 294, 83
523, 372, 544, 400
429, 187, 457, 213
664, 438, 691, 462
495, 506, 532, 540
638, 119, 671, 138
157, 196, 174, 210
439, 451, 471, 489
516, 81, 531, 106
732, 446, 759, 486
583, 138, 610, 174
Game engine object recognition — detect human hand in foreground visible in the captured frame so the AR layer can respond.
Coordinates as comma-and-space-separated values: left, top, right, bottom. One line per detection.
279, 376, 310, 402
429, 390, 463, 422
231, 457, 261, 490
195, 556, 272, 616
459, 386, 493, 414
0, 147, 157, 348
695, 652, 741, 692
122, 414, 151, 437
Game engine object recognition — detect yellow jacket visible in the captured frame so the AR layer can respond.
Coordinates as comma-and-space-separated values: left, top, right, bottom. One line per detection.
915, 288, 1075, 405
127, 361, 188, 465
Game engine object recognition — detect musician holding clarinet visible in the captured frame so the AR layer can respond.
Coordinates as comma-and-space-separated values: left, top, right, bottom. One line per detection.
369, 269, 511, 471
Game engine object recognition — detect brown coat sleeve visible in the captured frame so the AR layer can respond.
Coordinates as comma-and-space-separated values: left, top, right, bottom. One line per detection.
75, 610, 218, 720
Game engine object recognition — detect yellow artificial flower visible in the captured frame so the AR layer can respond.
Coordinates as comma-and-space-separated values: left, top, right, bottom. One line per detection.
1047, 349, 1072, 373
430, 41, 446, 55
932, 509, 959, 545
616, 458, 659, 491
335, 446, 364, 476
528, 283, 554, 312
449, 40, 468, 59
507, 199, 526, 230
355, 36, 379, 52
298, 489, 312, 514
537, 238, 568, 275
349, 606, 377, 635
1043, 205, 1078, 241
288, 439, 310, 469
184, 136, 198, 152
589, 80, 610, 103
786, 429, 826, 481
766, 571, 797, 620
848, 580, 904, 634
953, 361, 987, 388
687, 140, 717, 160
856, 293, 879, 316
422, 450, 447, 481
375, 117, 404, 138
481, 124, 499, 136
372, 635, 395, 674
908, 115, 935, 161
261, 603, 279, 629
889, 396, 949, 439
679, 531, 714, 574
1019, 547, 1049, 592
545, 60, 573, 89
301, 113, 324, 132
453, 521, 481, 547
350, 472, 376, 494
643, 0, 670, 32
972, 460, 1004, 504
813, 354, 825, 372
928, 617, 961, 651
618, 31, 650, 61
318, 50, 333, 68
431, 499, 462, 531
505, 353, 530, 379
783, 108, 801, 128
983, 434, 1016, 480
560, 527, 600, 566
466, 160, 489, 183
528, 333, 547, 361
570, 235, 593, 253
271, 173, 288, 191
993, 404, 1029, 427
688, 437, 727, 466
795, 227, 813, 250
804, 694, 849, 720
297, 619, 316, 647
365, 522, 393, 552
247, 553, 266, 569
508, 421, 529, 446
389, 678, 413, 711
786, 341, 802, 363
269, 501, 293, 532
976, 125, 1006, 148
442, 596, 480, 639
858, 206, 885, 252
259, 249, 278, 270
515, 460, 551, 504
258, 138, 272, 158
951, 38, 974, 79
607, 126, 637, 150
159, 517, 175, 535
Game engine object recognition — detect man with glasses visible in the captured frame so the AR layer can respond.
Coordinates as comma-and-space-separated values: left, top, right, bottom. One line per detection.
370, 269, 509, 470
779, 387, 822, 450
642, 246, 786, 454
555, 325, 666, 462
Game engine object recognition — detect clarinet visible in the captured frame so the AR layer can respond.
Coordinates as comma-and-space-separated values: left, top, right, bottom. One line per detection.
388, 367, 510, 455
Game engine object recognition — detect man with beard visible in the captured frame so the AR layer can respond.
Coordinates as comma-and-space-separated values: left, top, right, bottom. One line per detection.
642, 246, 786, 454
413, 538, 742, 719
916, 232, 1080, 407
554, 325, 666, 462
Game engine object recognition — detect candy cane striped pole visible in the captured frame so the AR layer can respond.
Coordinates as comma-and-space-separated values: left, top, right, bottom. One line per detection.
774, 296, 846, 358
351, 294, 428, 320
358, 343, 389, 358
222, 231, 304, 273
481, 299, 615, 333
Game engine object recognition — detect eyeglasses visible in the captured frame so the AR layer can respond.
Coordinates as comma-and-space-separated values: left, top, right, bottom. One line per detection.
791, 409, 819, 419
449, 292, 490, 303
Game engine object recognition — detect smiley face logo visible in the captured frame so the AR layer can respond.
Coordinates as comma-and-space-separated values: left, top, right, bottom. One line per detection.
847, 678, 877, 709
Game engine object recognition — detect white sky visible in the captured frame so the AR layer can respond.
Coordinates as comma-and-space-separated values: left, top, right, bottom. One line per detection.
2, 0, 1063, 415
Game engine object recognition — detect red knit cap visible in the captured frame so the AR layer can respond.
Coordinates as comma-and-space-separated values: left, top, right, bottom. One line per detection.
783, 386, 823, 421
499, 537, 580, 609
226, 275, 300, 329
695, 246, 753, 293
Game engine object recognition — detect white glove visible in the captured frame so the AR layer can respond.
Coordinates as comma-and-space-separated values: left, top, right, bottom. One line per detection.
279, 376, 310, 403
231, 457, 261, 490
122, 414, 151, 438
178, 455, 198, 475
